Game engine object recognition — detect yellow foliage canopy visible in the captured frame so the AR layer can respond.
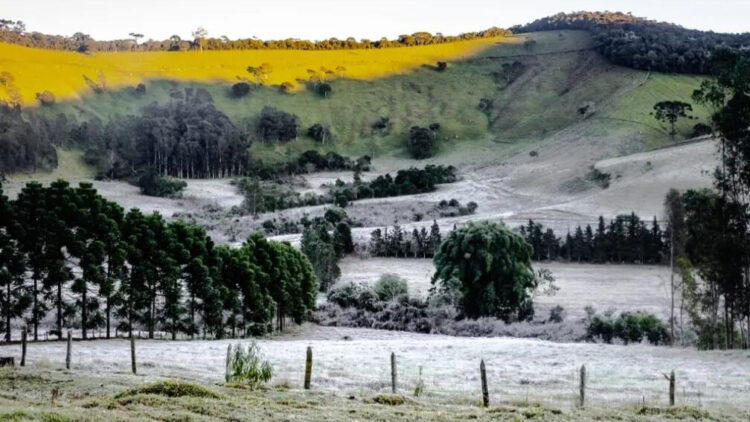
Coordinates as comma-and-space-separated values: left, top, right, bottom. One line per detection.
0, 37, 503, 106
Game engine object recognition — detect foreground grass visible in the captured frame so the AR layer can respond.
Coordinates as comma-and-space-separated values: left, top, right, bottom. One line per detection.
0, 367, 744, 422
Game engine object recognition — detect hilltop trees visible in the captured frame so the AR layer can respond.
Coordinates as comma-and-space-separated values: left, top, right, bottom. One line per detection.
432, 221, 538, 321
0, 20, 511, 52
514, 12, 750, 75
0, 180, 318, 342
407, 126, 438, 159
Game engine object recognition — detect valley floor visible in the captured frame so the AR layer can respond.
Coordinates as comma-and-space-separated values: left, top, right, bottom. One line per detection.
1, 325, 749, 417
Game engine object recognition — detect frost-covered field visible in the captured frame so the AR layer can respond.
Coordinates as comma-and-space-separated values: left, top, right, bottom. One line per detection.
3, 326, 748, 411
338, 258, 671, 319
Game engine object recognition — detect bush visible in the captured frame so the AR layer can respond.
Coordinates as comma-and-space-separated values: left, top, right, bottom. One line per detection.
315, 83, 332, 98
137, 170, 187, 197
135, 83, 146, 94
226, 342, 273, 388
374, 274, 409, 301
587, 311, 669, 345
436, 61, 447, 72
35, 91, 55, 106
327, 283, 381, 311
548, 305, 565, 323
231, 82, 251, 98
115, 380, 219, 399
407, 126, 436, 159
257, 106, 299, 143
586, 166, 611, 189
692, 122, 712, 137
307, 123, 332, 144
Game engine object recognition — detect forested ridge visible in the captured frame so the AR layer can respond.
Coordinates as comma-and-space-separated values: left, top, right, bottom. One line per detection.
513, 12, 750, 74
0, 180, 317, 343
0, 18, 510, 53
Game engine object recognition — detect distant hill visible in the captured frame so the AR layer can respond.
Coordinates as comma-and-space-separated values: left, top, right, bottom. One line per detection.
513, 11, 750, 74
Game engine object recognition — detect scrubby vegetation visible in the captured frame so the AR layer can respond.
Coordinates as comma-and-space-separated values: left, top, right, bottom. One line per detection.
586, 310, 670, 345
114, 380, 220, 399
226, 341, 273, 388
136, 170, 187, 197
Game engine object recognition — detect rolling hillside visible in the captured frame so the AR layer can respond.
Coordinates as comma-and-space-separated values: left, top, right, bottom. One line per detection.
16, 30, 709, 170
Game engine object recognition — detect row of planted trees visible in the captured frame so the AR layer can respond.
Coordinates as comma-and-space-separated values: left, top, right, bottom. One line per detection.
0, 180, 317, 343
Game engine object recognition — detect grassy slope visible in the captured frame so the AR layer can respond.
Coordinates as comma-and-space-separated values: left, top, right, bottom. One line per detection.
22, 30, 710, 171
0, 37, 505, 105
0, 367, 739, 422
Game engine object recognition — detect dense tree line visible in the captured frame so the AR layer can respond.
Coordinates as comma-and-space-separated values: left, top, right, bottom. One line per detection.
368, 221, 442, 258
0, 19, 511, 52
238, 164, 457, 213
520, 214, 665, 264
0, 180, 317, 342
513, 12, 750, 74
80, 88, 250, 179
0, 104, 61, 175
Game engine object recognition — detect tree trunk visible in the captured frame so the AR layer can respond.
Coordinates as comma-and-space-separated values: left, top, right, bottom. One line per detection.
32, 278, 38, 341
669, 236, 675, 345
81, 284, 87, 340
57, 282, 63, 339
5, 283, 11, 342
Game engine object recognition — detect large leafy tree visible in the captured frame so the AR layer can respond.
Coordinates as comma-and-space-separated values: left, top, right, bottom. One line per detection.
432, 221, 538, 321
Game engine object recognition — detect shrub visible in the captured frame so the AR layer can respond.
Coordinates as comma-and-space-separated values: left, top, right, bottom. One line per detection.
137, 170, 187, 197
35, 91, 55, 106
548, 305, 565, 323
315, 83, 332, 98
374, 274, 409, 301
407, 126, 436, 159
307, 123, 332, 144
257, 106, 300, 143
692, 122, 712, 137
327, 283, 381, 311
135, 83, 146, 94
231, 82, 251, 98
436, 61, 447, 72
466, 201, 478, 214
114, 380, 219, 399
226, 342, 273, 388
587, 311, 669, 345
585, 166, 611, 189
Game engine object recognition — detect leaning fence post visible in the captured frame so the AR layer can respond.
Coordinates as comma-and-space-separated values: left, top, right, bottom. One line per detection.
20, 327, 27, 367
65, 330, 72, 370
130, 335, 137, 375
664, 370, 675, 406
390, 352, 397, 393
304, 346, 313, 390
480, 359, 489, 407
579, 364, 586, 408
225, 344, 233, 382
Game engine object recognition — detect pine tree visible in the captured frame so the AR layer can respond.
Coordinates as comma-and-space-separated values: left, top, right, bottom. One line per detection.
12, 182, 50, 340
333, 222, 354, 256
428, 220, 441, 257
0, 185, 30, 342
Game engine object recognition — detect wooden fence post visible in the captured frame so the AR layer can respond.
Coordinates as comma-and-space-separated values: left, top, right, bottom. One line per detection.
664, 370, 675, 406
225, 344, 233, 382
480, 359, 489, 407
304, 346, 313, 390
390, 352, 397, 393
20, 327, 27, 367
130, 335, 137, 375
65, 330, 72, 370
579, 364, 586, 408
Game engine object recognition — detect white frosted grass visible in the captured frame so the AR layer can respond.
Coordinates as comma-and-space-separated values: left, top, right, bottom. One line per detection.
4, 326, 748, 411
